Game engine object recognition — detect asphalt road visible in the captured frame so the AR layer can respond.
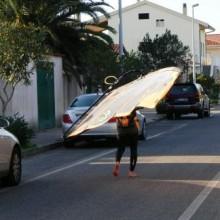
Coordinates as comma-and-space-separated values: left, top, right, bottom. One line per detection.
1, 108, 220, 220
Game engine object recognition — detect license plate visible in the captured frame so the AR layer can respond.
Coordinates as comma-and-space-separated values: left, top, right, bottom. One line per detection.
176, 98, 188, 102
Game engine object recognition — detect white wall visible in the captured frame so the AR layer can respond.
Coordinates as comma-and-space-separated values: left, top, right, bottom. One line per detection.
10, 56, 64, 129
207, 46, 220, 78
0, 56, 82, 129
51, 56, 64, 127
207, 48, 220, 65
11, 63, 38, 127
200, 29, 206, 65
63, 74, 82, 109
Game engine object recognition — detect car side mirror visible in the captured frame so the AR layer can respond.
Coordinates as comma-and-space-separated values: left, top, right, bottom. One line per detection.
0, 118, 9, 128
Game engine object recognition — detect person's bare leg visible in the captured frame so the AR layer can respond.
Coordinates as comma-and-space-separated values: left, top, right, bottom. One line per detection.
113, 161, 120, 176
113, 143, 125, 177
128, 139, 138, 177
128, 170, 138, 177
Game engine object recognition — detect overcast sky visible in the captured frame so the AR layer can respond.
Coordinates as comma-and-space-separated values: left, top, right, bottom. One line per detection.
102, 0, 219, 33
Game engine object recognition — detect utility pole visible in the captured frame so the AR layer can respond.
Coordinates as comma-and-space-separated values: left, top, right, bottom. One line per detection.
192, 3, 199, 83
118, 0, 124, 73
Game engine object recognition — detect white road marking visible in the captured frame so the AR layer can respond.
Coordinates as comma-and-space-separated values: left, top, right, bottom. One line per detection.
0, 149, 115, 193
90, 155, 220, 165
23, 123, 187, 184
147, 124, 187, 140
23, 149, 115, 185
0, 123, 188, 193
178, 171, 220, 220
212, 110, 220, 114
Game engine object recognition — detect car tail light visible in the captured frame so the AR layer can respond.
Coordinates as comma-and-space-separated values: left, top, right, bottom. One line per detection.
63, 114, 73, 124
192, 93, 200, 102
108, 117, 117, 123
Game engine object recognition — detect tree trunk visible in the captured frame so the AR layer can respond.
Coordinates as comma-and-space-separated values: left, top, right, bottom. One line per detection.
0, 82, 16, 116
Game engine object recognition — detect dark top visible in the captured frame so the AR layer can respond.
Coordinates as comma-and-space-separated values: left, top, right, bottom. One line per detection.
117, 111, 138, 136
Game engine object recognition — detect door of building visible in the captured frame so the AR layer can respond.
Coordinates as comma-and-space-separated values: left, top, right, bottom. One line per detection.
37, 63, 55, 129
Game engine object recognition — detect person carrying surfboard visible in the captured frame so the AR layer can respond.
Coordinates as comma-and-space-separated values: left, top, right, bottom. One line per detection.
113, 109, 140, 177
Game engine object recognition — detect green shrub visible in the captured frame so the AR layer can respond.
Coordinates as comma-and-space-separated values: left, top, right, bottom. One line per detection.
196, 74, 215, 96
197, 74, 220, 102
210, 84, 220, 100
5, 114, 35, 149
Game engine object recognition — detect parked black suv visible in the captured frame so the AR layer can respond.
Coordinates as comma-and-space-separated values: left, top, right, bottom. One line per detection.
165, 83, 210, 119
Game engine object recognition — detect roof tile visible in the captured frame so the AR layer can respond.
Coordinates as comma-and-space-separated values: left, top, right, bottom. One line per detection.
206, 34, 220, 46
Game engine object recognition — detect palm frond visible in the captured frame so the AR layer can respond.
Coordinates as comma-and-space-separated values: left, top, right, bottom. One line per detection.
0, 0, 116, 88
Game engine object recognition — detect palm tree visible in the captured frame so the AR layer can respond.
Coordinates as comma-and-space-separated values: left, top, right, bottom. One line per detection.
0, 0, 115, 86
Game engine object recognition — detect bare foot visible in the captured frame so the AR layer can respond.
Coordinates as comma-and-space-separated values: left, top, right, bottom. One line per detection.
128, 171, 138, 177
112, 163, 120, 177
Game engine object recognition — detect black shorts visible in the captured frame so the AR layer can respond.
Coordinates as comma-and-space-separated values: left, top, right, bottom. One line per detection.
118, 133, 138, 147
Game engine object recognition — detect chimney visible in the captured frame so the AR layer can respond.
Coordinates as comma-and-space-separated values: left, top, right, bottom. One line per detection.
183, 3, 187, 16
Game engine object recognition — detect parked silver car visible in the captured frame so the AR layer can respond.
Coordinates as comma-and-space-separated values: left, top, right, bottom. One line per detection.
62, 93, 147, 146
0, 118, 22, 186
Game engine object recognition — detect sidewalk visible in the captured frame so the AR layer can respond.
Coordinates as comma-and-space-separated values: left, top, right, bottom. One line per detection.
23, 128, 63, 157
23, 108, 164, 157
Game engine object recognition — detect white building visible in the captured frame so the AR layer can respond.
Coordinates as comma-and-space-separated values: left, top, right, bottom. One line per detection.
107, 0, 214, 73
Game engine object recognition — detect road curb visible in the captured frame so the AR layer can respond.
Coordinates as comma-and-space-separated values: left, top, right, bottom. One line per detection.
22, 141, 63, 158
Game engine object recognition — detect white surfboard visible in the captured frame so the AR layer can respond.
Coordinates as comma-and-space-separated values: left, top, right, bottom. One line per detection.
66, 67, 180, 138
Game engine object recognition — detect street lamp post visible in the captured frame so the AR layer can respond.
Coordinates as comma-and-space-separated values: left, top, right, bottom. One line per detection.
118, 0, 124, 73
192, 3, 199, 83
118, 0, 123, 58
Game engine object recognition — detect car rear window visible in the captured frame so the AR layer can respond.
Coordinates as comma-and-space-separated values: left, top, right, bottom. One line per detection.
169, 85, 197, 95
70, 95, 101, 107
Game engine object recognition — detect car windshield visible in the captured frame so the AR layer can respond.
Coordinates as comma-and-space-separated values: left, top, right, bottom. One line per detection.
169, 85, 197, 95
70, 94, 101, 107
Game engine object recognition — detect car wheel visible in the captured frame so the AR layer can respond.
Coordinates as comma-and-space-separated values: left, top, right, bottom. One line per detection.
198, 107, 204, 119
204, 104, 210, 117
174, 113, 181, 119
139, 121, 147, 140
63, 139, 75, 148
166, 113, 173, 120
3, 147, 22, 186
